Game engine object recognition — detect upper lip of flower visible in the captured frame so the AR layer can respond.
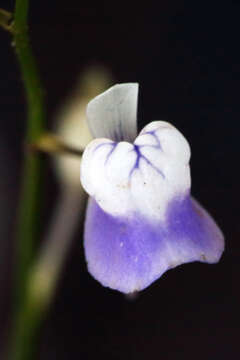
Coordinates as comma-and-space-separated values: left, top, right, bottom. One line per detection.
86, 83, 139, 142
80, 83, 191, 222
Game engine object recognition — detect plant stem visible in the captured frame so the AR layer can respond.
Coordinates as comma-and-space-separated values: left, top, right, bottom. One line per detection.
14, 0, 46, 304
8, 0, 46, 359
30, 132, 84, 157
14, 0, 45, 140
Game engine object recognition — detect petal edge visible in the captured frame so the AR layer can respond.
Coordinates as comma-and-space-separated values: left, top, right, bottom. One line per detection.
86, 83, 138, 142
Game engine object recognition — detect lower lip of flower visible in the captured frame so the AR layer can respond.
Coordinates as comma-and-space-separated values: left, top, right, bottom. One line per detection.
83, 194, 224, 294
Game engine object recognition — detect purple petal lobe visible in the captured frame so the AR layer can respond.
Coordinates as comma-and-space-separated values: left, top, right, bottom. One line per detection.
84, 196, 224, 294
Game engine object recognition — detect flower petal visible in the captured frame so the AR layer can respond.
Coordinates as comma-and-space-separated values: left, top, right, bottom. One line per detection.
80, 121, 191, 221
86, 83, 138, 142
84, 196, 224, 294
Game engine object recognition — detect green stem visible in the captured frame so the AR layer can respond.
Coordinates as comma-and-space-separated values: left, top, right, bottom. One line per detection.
14, 0, 45, 139
8, 0, 46, 359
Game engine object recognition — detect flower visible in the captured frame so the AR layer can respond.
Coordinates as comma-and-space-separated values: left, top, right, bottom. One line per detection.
80, 83, 224, 294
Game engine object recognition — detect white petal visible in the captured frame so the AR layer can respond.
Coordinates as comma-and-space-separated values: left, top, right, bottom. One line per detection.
86, 83, 138, 142
80, 121, 191, 222
137, 121, 191, 163
81, 138, 137, 217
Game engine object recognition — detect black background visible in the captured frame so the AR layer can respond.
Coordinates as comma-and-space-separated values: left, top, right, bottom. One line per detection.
0, 0, 239, 359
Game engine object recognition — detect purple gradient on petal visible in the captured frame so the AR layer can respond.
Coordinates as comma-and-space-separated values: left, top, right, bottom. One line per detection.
84, 195, 224, 294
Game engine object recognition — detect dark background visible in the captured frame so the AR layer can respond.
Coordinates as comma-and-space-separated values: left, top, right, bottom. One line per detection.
0, 0, 239, 359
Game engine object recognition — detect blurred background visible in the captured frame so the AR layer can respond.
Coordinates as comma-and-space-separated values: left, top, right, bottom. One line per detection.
0, 0, 239, 359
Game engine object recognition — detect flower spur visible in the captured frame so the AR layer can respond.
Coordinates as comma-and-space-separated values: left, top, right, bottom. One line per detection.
80, 83, 224, 294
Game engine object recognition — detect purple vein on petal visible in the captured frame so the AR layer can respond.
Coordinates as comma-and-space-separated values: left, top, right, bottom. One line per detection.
112, 121, 124, 142
129, 144, 165, 180
93, 141, 116, 153
142, 130, 162, 149
105, 143, 117, 164
92, 141, 117, 165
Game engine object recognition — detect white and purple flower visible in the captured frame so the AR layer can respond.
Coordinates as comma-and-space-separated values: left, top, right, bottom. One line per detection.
80, 83, 224, 294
